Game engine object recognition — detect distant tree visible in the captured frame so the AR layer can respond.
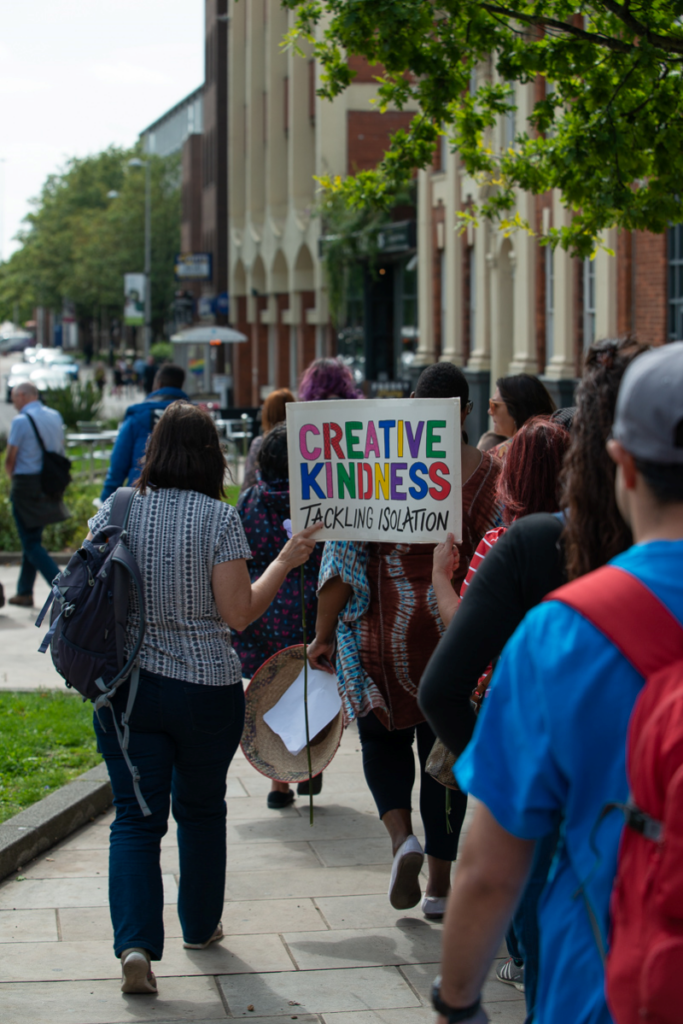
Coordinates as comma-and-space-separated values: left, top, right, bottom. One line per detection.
0, 147, 180, 337
284, 0, 683, 255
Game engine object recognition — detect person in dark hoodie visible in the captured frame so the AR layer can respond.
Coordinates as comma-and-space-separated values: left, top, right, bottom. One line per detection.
233, 422, 324, 809
100, 364, 188, 501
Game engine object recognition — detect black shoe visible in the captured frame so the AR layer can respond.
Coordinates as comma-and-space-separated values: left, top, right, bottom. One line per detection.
267, 789, 295, 809
297, 773, 323, 796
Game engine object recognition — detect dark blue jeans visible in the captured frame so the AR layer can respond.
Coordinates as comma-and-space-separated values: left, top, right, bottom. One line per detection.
94, 669, 245, 960
12, 505, 59, 595
506, 825, 560, 1022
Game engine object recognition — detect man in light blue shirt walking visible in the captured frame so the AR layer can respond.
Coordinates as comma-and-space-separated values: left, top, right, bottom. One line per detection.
5, 382, 69, 606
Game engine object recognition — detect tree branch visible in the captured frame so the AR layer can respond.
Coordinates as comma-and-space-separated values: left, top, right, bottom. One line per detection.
480, 2, 683, 57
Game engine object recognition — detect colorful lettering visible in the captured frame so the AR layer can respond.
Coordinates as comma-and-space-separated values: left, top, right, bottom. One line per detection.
337, 462, 356, 499
397, 420, 403, 458
408, 462, 429, 499
378, 420, 396, 458
345, 421, 363, 459
375, 462, 390, 500
364, 421, 380, 458
358, 462, 373, 499
300, 425, 321, 460
301, 462, 326, 500
390, 462, 408, 501
323, 422, 345, 460
428, 461, 451, 500
426, 421, 446, 458
405, 420, 424, 458
325, 461, 333, 498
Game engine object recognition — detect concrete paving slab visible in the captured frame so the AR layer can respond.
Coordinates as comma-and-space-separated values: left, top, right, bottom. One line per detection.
218, 966, 422, 1017
309, 839, 393, 868
24, 848, 110, 879
0, 873, 177, 910
226, 842, 322, 873
314, 896, 435, 932
227, 814, 389, 846
282, 923, 443, 971
398, 961, 525, 1006
322, 1011, 434, 1024
55, 825, 112, 851
0, 976, 228, 1023
0, 567, 64, 691
0, 908, 58, 943
225, 866, 389, 902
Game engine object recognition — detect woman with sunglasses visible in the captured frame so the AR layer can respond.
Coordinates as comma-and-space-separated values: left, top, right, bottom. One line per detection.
486, 374, 556, 456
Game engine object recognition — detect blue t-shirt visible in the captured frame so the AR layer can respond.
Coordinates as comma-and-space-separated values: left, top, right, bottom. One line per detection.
8, 401, 66, 474
454, 540, 683, 1024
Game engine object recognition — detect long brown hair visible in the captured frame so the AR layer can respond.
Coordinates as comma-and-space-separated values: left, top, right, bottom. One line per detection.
261, 388, 295, 432
137, 401, 226, 500
561, 337, 649, 580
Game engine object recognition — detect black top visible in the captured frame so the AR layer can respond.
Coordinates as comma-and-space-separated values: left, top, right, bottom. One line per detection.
418, 513, 567, 757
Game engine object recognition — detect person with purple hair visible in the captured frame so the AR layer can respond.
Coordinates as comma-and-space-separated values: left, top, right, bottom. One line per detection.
298, 358, 362, 402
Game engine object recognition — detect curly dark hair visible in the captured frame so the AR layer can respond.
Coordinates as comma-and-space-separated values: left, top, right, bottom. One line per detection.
561, 337, 650, 580
259, 422, 289, 484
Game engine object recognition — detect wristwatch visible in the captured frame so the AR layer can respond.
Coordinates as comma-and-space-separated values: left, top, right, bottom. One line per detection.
431, 975, 481, 1022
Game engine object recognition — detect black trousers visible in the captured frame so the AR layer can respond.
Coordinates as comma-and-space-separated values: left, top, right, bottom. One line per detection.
357, 711, 467, 861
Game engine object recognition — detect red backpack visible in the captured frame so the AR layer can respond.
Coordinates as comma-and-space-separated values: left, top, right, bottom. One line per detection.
551, 565, 683, 1024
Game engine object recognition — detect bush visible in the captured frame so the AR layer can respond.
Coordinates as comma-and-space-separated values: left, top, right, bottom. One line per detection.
0, 472, 100, 552
150, 342, 174, 363
41, 382, 103, 429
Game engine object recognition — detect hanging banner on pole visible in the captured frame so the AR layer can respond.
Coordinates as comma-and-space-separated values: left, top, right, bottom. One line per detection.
123, 273, 145, 326
286, 398, 462, 544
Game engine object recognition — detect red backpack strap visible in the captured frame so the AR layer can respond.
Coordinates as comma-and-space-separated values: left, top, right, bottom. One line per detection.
545, 565, 683, 679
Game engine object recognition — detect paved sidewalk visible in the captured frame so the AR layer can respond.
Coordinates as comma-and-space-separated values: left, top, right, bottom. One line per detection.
0, 727, 525, 1024
0, 567, 62, 691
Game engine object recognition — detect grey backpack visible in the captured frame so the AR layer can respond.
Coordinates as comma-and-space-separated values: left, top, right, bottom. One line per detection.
36, 487, 150, 814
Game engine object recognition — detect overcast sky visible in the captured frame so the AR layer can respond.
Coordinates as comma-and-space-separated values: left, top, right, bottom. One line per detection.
0, 0, 204, 261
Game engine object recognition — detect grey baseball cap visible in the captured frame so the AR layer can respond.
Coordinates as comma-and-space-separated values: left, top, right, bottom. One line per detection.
612, 341, 683, 464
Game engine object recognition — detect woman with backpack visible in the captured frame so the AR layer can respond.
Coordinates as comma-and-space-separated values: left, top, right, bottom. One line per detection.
87, 402, 320, 996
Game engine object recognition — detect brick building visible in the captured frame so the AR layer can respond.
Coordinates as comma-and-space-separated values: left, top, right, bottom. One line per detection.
415, 73, 675, 441
225, 3, 418, 406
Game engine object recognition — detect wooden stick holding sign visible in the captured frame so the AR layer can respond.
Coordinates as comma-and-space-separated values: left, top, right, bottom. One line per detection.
286, 398, 462, 544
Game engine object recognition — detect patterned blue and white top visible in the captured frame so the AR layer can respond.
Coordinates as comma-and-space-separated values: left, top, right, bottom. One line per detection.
89, 488, 251, 686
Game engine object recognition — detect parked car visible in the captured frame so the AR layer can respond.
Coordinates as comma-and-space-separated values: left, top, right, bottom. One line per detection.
5, 363, 74, 402
0, 334, 34, 355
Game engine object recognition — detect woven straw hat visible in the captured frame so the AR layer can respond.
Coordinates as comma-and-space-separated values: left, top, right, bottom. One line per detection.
241, 644, 344, 783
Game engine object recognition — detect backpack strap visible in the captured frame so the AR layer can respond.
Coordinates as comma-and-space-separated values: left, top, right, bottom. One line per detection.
546, 565, 683, 679
108, 486, 136, 532
24, 412, 47, 452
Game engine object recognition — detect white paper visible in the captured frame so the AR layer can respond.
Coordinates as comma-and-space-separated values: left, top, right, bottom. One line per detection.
263, 665, 342, 755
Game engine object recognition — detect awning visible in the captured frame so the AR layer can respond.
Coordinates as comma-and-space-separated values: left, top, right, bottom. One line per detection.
170, 325, 248, 344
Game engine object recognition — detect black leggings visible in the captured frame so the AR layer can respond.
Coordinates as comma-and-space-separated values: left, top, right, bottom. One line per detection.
356, 711, 467, 862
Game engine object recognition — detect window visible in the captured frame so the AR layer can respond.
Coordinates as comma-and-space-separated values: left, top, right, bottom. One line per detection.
545, 245, 555, 360
503, 86, 515, 150
668, 225, 683, 341
583, 257, 596, 350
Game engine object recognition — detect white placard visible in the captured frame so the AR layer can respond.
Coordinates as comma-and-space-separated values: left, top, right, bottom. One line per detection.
263, 666, 342, 756
286, 398, 462, 543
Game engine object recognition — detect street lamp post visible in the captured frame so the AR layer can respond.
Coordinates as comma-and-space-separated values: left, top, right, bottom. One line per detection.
128, 158, 152, 357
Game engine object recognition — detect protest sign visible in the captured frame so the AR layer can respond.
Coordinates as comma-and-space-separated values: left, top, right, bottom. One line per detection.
286, 398, 462, 544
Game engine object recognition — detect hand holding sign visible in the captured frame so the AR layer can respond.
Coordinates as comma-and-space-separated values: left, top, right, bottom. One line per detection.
286, 398, 462, 544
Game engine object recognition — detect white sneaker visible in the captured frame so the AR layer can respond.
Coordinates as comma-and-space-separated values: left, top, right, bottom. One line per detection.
388, 836, 424, 909
183, 921, 224, 949
421, 895, 448, 920
120, 948, 157, 994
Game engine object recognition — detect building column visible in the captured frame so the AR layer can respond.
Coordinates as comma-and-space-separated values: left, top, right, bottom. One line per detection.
415, 167, 436, 368
508, 189, 538, 374
463, 218, 492, 443
440, 151, 464, 365
595, 227, 618, 340
542, 194, 579, 406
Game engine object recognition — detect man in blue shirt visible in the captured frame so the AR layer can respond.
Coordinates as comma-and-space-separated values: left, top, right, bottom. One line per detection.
430, 343, 683, 1024
5, 382, 68, 606
100, 364, 188, 501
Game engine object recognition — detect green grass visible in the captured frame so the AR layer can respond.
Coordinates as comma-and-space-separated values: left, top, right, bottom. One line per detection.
0, 691, 101, 824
